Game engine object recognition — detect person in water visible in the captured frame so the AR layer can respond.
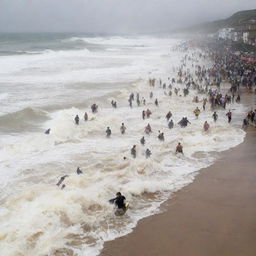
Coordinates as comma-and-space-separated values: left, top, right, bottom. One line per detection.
120, 123, 126, 134
84, 112, 88, 121
106, 127, 111, 137
175, 142, 183, 154
75, 115, 79, 125
168, 120, 174, 129
145, 123, 152, 134
45, 128, 51, 134
203, 121, 210, 132
140, 136, 145, 145
193, 107, 200, 119
76, 167, 83, 175
212, 112, 218, 122
226, 110, 232, 123
145, 148, 152, 158
109, 192, 126, 210
158, 131, 165, 141
166, 111, 172, 121
131, 145, 136, 158
56, 175, 69, 186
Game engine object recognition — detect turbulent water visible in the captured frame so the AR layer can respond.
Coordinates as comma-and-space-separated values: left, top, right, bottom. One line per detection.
0, 33, 246, 256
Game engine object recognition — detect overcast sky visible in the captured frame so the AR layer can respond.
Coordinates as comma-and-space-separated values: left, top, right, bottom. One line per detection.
0, 0, 255, 33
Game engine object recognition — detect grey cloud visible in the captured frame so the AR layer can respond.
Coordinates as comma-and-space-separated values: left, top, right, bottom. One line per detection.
0, 0, 255, 33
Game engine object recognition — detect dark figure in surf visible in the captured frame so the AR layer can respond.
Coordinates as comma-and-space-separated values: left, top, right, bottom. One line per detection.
145, 148, 152, 158
106, 127, 111, 137
75, 115, 79, 125
131, 145, 136, 158
242, 118, 249, 129
56, 175, 69, 186
142, 110, 146, 120
140, 136, 145, 145
84, 112, 88, 121
45, 128, 51, 134
158, 131, 165, 141
155, 99, 159, 106
109, 192, 126, 210
91, 104, 98, 113
166, 111, 172, 121
212, 112, 218, 122
226, 110, 232, 123
120, 123, 126, 134
111, 100, 117, 108
168, 120, 174, 129
76, 167, 83, 175
178, 117, 191, 127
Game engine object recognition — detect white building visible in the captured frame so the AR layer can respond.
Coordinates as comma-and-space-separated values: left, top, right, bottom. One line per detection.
218, 28, 234, 40
243, 32, 249, 43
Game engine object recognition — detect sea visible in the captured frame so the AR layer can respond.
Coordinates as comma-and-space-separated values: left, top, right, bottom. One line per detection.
0, 33, 246, 256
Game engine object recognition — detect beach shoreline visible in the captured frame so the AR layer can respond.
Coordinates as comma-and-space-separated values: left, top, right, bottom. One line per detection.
101, 91, 256, 256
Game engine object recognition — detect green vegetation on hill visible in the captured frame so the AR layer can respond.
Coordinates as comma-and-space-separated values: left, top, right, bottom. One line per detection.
184, 9, 256, 34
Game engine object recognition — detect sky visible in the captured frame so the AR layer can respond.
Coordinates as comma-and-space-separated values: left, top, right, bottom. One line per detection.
0, 0, 255, 33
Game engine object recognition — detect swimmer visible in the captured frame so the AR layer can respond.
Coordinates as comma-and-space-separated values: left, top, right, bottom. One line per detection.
76, 167, 83, 175
106, 127, 112, 137
131, 145, 136, 158
45, 128, 51, 134
75, 115, 79, 125
175, 142, 183, 154
140, 136, 145, 145
56, 175, 69, 186
120, 123, 126, 134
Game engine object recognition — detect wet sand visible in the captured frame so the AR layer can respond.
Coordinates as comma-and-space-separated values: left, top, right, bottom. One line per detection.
102, 94, 256, 256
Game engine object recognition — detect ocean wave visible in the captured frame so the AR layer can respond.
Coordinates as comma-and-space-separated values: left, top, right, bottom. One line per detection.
0, 107, 49, 133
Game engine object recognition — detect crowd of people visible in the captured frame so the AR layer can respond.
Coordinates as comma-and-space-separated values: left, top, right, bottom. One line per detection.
49, 39, 255, 213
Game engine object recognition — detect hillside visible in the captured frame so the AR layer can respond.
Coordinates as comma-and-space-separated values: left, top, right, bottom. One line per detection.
184, 9, 256, 34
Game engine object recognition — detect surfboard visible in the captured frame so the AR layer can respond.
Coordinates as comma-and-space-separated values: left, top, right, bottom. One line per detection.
114, 203, 129, 216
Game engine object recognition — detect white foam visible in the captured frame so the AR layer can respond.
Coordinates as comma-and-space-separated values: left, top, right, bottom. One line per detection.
0, 37, 247, 256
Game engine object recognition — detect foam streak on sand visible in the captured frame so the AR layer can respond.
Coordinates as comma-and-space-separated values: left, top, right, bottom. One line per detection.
0, 35, 247, 256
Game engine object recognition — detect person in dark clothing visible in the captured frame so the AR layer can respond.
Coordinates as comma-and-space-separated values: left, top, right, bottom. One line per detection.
168, 120, 174, 129
145, 148, 152, 158
45, 128, 51, 134
76, 167, 83, 175
75, 115, 79, 125
226, 110, 232, 123
56, 175, 69, 186
212, 112, 218, 122
106, 127, 111, 137
131, 145, 136, 158
140, 136, 145, 145
109, 192, 126, 209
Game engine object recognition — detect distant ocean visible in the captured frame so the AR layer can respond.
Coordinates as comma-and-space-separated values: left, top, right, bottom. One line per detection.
0, 33, 245, 256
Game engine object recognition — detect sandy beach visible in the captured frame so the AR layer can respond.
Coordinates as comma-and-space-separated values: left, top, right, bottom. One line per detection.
102, 93, 256, 256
